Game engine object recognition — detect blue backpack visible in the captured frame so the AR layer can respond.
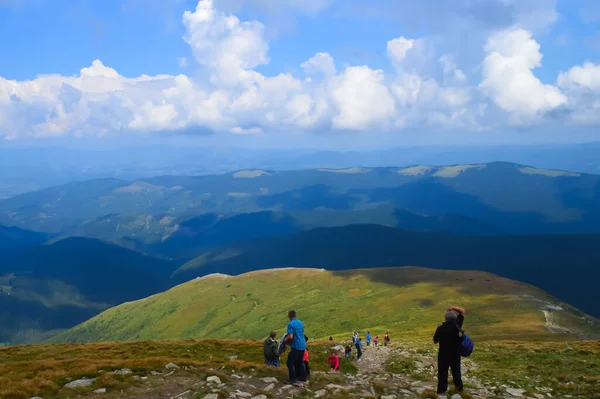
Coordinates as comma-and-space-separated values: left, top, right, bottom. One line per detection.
456, 324, 474, 357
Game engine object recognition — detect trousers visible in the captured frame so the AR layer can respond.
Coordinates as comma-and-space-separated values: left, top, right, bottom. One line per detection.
286, 348, 307, 383
437, 355, 463, 393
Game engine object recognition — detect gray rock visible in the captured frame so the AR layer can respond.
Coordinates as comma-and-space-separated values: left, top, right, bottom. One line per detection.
507, 388, 526, 397
133, 376, 148, 381
63, 378, 97, 388
29, 397, 44, 399
207, 376, 222, 384
264, 383, 275, 392
451, 394, 462, 399
381, 395, 397, 399
281, 385, 293, 390
228, 355, 238, 360
150, 371, 163, 375
234, 391, 252, 398
251, 396, 267, 399
314, 390, 327, 398
93, 388, 107, 394
204, 395, 219, 399
326, 384, 345, 390
112, 368, 132, 375
165, 363, 181, 370
260, 376, 278, 383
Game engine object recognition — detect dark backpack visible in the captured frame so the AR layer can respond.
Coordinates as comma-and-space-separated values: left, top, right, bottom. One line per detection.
456, 324, 474, 357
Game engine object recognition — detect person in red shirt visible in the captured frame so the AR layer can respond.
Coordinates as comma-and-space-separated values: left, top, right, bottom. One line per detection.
303, 335, 310, 379
326, 351, 340, 371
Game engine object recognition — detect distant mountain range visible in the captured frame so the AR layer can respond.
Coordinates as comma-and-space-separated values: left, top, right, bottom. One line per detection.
0, 229, 175, 344
2, 162, 600, 241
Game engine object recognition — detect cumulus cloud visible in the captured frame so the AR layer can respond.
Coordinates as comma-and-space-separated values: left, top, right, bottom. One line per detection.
1, 0, 599, 140
480, 28, 566, 122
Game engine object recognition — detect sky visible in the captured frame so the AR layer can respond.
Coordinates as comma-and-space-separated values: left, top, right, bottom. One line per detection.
0, 0, 600, 148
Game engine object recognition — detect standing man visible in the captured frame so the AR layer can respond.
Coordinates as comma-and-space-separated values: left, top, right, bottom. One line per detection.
355, 337, 363, 361
433, 307, 466, 394
366, 331, 371, 346
285, 310, 307, 384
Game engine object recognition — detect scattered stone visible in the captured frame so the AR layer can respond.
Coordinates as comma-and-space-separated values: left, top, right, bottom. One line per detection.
451, 394, 462, 399
133, 376, 148, 381
233, 391, 252, 398
174, 390, 191, 399
325, 384, 345, 390
112, 368, 132, 375
165, 363, 181, 370
381, 395, 397, 399
281, 385, 293, 390
93, 388, 107, 394
260, 376, 278, 383
314, 390, 327, 398
264, 383, 275, 392
204, 394, 219, 399
30, 397, 44, 399
207, 376, 222, 384
507, 388, 526, 397
150, 371, 163, 375
63, 378, 97, 389
228, 355, 238, 360
251, 396, 267, 399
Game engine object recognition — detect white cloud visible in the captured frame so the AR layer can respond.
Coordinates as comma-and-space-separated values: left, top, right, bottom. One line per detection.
557, 62, 600, 92
329, 66, 396, 130
387, 37, 414, 67
301, 52, 336, 77
2, 0, 600, 141
479, 28, 566, 122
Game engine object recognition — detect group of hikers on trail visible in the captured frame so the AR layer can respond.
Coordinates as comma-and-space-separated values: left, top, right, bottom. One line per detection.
263, 305, 473, 394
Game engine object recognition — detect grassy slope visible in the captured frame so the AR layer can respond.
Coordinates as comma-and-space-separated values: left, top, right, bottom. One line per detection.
52, 267, 599, 344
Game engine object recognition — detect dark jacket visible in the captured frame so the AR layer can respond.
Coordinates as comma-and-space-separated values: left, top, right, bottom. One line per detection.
264, 338, 279, 362
433, 314, 464, 359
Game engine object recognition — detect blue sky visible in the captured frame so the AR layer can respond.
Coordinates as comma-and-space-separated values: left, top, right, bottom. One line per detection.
0, 0, 599, 147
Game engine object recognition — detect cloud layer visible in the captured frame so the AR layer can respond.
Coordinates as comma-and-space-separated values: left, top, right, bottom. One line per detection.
1, 0, 599, 140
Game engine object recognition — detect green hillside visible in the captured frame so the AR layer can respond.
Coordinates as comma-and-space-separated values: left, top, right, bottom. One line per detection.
52, 267, 600, 344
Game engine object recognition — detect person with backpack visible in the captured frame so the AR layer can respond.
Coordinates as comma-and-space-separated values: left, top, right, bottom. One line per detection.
344, 345, 352, 359
355, 338, 363, 361
384, 332, 390, 346
284, 310, 307, 384
433, 307, 468, 394
366, 331, 371, 346
264, 331, 280, 367
373, 336, 379, 347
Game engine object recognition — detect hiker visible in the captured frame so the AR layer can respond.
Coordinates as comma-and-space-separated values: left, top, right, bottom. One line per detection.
284, 310, 307, 384
352, 331, 358, 344
384, 332, 390, 346
327, 350, 340, 371
329, 336, 333, 342
264, 331, 280, 367
355, 338, 363, 361
366, 331, 371, 346
433, 306, 466, 394
344, 345, 352, 359
373, 336, 379, 347
303, 335, 310, 379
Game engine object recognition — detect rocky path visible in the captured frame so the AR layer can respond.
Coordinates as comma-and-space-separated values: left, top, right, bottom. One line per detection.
60, 343, 560, 399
